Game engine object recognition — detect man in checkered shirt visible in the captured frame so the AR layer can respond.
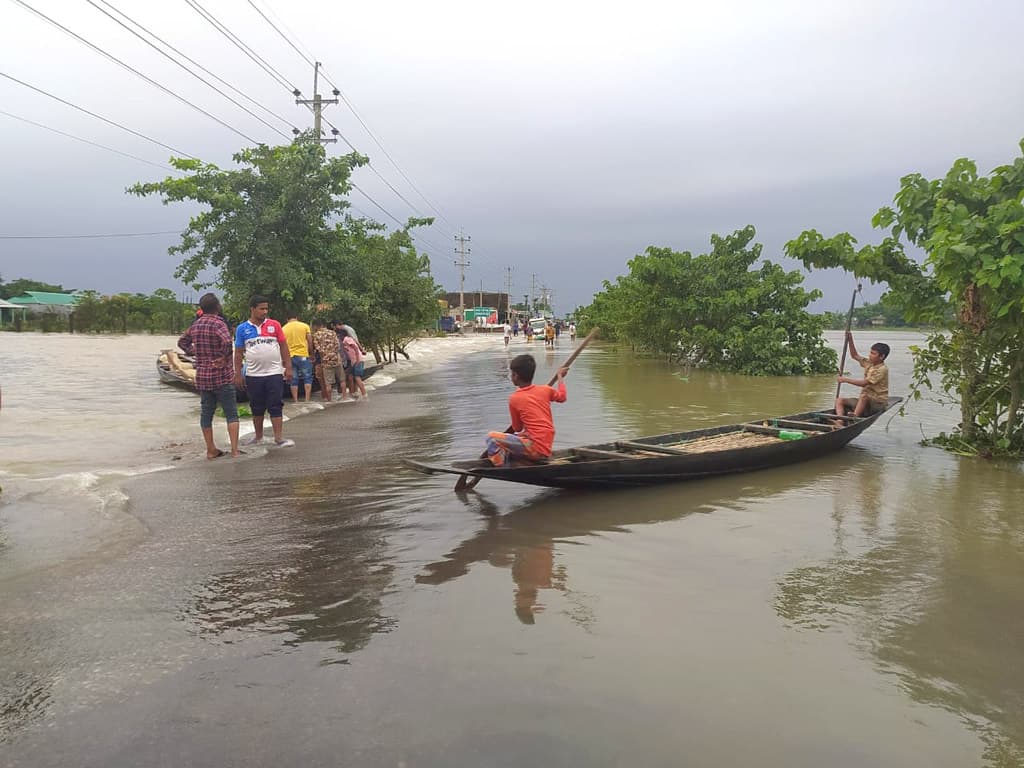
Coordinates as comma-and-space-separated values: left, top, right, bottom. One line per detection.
178, 293, 240, 458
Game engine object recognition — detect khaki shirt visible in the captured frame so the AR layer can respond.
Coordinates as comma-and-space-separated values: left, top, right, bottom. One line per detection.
860, 358, 889, 404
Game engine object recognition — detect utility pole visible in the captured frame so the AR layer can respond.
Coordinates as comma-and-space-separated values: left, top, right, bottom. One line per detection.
530, 273, 537, 316
505, 266, 513, 321
540, 284, 553, 315
454, 230, 471, 321
478, 279, 483, 309
294, 62, 339, 143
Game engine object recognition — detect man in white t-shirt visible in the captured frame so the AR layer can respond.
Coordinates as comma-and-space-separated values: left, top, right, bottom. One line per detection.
234, 295, 295, 447
503, 322, 511, 347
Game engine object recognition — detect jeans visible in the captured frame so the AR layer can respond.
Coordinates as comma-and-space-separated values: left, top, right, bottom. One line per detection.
200, 383, 239, 428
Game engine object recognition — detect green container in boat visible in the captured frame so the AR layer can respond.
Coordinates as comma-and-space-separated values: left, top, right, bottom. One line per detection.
778, 429, 807, 441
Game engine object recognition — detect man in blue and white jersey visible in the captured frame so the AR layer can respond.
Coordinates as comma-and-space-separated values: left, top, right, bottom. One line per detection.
233, 295, 295, 447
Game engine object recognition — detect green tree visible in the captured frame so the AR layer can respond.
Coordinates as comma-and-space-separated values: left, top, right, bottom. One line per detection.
0, 277, 68, 299
318, 217, 441, 359
786, 140, 1024, 456
578, 227, 836, 375
130, 137, 373, 316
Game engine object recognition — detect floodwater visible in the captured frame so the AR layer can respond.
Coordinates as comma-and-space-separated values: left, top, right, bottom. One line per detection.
1, 330, 1022, 767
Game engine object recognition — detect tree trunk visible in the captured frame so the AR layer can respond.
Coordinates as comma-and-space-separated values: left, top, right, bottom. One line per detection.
1005, 349, 1024, 441
958, 333, 979, 441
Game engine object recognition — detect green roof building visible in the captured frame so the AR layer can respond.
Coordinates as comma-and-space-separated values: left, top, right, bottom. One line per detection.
8, 291, 79, 315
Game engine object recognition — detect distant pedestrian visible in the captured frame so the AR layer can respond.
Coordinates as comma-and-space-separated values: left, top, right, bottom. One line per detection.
178, 292, 240, 458
554, 321, 561, 340
569, 322, 577, 340
512, 320, 519, 337
234, 295, 294, 448
282, 313, 314, 403
544, 321, 555, 347
503, 321, 512, 347
524, 323, 534, 342
312, 319, 343, 402
339, 329, 368, 400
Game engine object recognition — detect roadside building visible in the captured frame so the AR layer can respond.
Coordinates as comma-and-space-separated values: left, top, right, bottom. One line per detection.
0, 298, 27, 326
7, 291, 79, 316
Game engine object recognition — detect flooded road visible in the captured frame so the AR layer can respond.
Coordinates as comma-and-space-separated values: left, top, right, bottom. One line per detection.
1, 331, 1021, 766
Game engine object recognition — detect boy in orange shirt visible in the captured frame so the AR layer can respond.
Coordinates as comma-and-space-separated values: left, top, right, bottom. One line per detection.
486, 354, 568, 467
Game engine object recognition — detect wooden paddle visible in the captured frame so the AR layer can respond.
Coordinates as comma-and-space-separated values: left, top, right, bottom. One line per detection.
835, 283, 862, 400
454, 327, 600, 491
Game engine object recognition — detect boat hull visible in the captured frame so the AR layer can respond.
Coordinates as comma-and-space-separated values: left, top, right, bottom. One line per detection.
406, 398, 901, 490
157, 357, 380, 403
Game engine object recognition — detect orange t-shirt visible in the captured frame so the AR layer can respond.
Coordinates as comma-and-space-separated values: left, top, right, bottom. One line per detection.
509, 381, 567, 456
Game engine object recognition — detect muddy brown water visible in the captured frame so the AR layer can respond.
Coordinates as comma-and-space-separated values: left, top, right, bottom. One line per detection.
1, 331, 1021, 767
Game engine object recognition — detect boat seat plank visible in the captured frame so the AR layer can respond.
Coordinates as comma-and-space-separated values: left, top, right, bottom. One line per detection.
773, 419, 835, 432
742, 424, 819, 438
615, 441, 689, 455
570, 447, 635, 461
813, 412, 861, 422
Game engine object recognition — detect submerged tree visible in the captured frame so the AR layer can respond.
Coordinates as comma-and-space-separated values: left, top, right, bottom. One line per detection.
786, 140, 1024, 457
577, 226, 836, 376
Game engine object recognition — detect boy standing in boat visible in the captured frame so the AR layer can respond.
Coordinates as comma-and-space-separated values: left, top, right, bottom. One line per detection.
835, 331, 890, 418
486, 354, 568, 467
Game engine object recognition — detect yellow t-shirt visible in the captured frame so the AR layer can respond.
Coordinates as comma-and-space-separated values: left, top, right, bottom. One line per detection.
282, 320, 311, 357
860, 358, 889, 404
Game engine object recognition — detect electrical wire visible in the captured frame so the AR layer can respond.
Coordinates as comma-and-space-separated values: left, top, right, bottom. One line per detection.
9, 0, 261, 144
0, 230, 180, 240
183, 0, 296, 94
246, 0, 454, 227
0, 71, 198, 159
0, 108, 179, 172
89, 0, 297, 136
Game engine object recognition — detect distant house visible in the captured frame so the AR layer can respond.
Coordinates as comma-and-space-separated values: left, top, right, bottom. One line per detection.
7, 291, 79, 316
0, 297, 27, 326
870, 315, 886, 327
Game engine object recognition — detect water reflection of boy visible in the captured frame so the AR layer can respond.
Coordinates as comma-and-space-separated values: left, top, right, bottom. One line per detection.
836, 331, 890, 418
485, 354, 568, 467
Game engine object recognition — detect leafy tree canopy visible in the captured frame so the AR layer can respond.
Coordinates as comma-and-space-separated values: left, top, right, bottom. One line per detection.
786, 139, 1024, 456
0, 277, 68, 300
577, 226, 836, 376
129, 135, 441, 353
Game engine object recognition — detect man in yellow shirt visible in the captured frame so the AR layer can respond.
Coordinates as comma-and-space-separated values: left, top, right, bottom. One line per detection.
836, 331, 890, 418
282, 313, 314, 403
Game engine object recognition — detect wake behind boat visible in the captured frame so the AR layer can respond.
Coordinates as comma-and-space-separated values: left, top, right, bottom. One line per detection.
405, 397, 902, 490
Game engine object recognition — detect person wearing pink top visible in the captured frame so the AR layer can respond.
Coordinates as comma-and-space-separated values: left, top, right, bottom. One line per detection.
340, 329, 367, 400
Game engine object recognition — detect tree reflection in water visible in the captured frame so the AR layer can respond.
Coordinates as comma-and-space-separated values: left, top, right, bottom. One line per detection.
775, 454, 1024, 765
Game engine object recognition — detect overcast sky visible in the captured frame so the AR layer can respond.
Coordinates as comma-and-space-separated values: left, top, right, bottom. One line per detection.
1, 0, 1022, 314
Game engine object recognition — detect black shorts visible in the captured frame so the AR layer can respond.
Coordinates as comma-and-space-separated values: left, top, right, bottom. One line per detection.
245, 374, 284, 417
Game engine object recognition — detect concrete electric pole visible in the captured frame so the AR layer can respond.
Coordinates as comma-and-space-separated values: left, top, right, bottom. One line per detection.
454, 231, 471, 321
295, 62, 339, 144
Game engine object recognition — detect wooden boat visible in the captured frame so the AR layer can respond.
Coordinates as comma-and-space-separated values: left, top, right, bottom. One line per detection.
405, 397, 902, 490
157, 350, 381, 402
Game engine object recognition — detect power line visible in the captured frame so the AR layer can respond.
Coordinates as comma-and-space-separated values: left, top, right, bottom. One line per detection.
183, 0, 296, 95
246, 0, 454, 227
10, 0, 261, 145
350, 183, 406, 228
89, 0, 297, 137
247, 0, 315, 67
0, 71, 198, 159
0, 230, 180, 240
0, 108, 179, 172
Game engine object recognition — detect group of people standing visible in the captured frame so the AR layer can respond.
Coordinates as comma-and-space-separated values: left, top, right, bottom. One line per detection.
502, 319, 577, 347
177, 293, 369, 460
